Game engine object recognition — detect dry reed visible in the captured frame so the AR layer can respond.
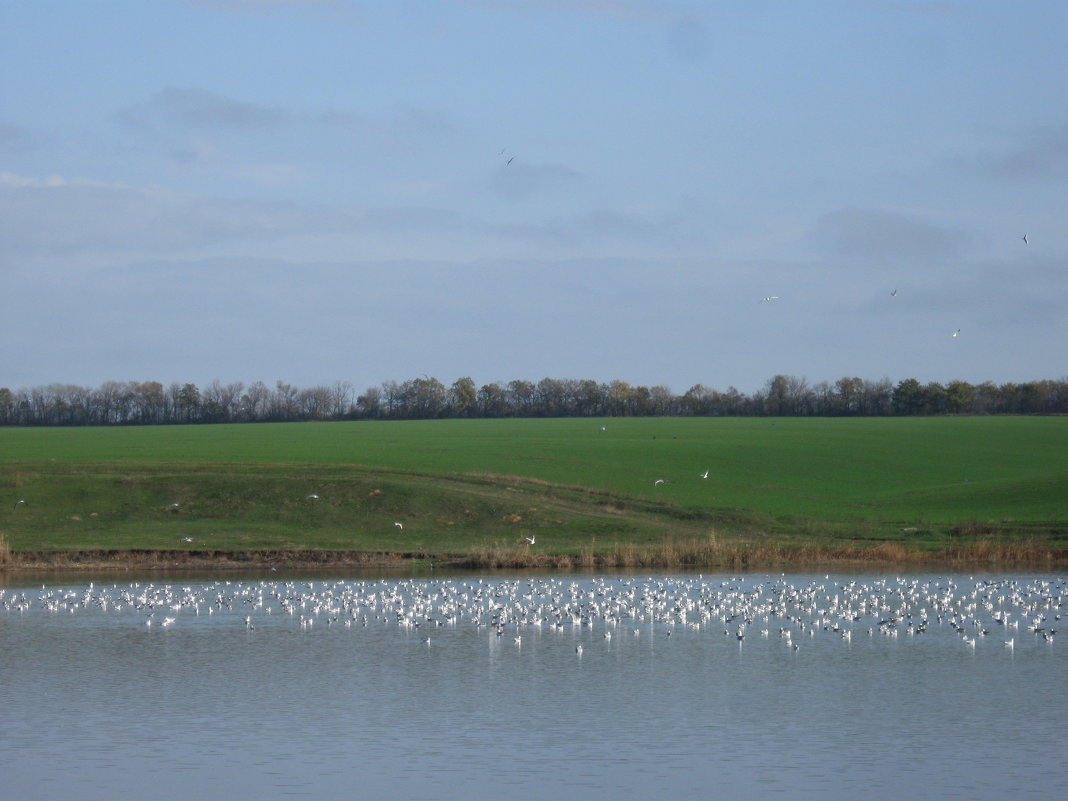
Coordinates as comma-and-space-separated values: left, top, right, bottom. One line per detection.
3, 538, 1065, 572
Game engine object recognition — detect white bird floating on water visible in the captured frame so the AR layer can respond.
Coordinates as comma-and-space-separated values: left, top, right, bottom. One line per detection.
5, 575, 1064, 663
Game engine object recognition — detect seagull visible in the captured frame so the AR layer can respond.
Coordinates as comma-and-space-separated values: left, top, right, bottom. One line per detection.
394, 521, 404, 530
654, 479, 666, 486
181, 536, 194, 543
305, 494, 320, 501
700, 470, 709, 479
506, 156, 514, 165
12, 498, 26, 511
760, 296, 779, 303
952, 328, 960, 337
890, 289, 898, 297
525, 535, 536, 545
1022, 233, 1029, 245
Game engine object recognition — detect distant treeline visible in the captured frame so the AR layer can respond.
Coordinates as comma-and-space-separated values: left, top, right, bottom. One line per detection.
2, 374, 1067, 426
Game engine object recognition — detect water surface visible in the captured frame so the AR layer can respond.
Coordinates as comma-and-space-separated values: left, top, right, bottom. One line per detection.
2, 572, 1065, 800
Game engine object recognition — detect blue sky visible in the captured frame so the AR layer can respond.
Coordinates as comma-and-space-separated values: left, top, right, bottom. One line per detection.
2, 0, 1065, 395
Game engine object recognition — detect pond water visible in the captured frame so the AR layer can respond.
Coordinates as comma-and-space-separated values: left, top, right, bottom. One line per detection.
1, 572, 1065, 800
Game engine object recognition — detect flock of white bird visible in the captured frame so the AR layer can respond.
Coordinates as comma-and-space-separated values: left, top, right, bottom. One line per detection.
3, 574, 1061, 654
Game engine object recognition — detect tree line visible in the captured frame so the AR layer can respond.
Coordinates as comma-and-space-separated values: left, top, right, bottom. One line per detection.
1, 374, 1066, 426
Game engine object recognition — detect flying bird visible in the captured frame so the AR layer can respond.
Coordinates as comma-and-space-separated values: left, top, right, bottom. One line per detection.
394, 521, 404, 530
760, 296, 779, 303
952, 329, 961, 337
525, 535, 536, 545
654, 479, 666, 486
890, 289, 898, 297
305, 494, 320, 501
700, 470, 709, 479
13, 498, 26, 511
1022, 233, 1029, 245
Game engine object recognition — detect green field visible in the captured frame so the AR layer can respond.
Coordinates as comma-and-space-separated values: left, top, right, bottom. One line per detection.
2, 417, 1067, 565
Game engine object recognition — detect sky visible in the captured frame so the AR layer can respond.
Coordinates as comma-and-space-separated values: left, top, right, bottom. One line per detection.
2, 0, 1066, 396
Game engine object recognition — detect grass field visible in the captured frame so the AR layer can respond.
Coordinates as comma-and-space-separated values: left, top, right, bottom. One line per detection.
2, 417, 1066, 567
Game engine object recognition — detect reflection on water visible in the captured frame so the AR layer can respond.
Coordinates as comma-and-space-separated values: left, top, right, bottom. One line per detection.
1, 573, 1065, 800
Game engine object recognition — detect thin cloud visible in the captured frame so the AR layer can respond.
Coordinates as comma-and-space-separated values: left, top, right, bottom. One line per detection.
184, 0, 345, 11
490, 161, 583, 200
120, 87, 290, 132
0, 172, 352, 259
811, 208, 966, 262
966, 124, 1068, 180
0, 122, 40, 153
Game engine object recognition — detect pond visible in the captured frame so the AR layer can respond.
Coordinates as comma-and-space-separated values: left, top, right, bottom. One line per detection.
1, 572, 1065, 800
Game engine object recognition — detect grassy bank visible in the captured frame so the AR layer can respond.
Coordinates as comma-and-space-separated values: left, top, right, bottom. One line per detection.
2, 417, 1067, 569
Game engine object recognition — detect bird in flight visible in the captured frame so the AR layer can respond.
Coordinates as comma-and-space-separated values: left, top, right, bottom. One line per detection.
654, 479, 666, 486
394, 521, 404, 530
305, 494, 320, 501
700, 470, 709, 479
13, 498, 26, 510
952, 328, 961, 337
890, 289, 898, 297
525, 535, 536, 545
760, 296, 779, 303
1022, 233, 1029, 245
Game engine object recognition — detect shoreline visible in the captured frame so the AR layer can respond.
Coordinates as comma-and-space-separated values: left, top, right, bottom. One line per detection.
4, 543, 1067, 573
